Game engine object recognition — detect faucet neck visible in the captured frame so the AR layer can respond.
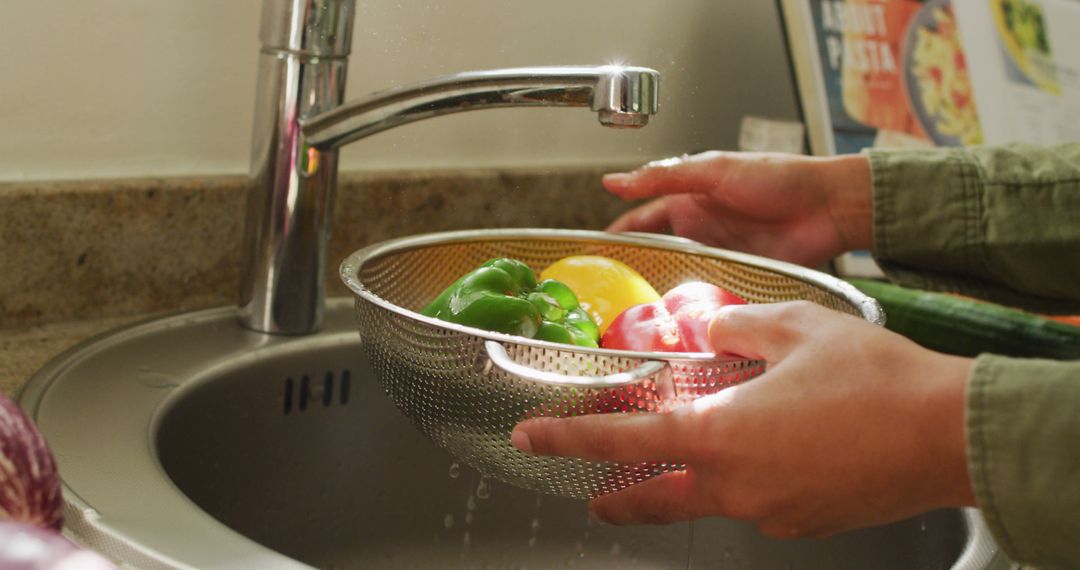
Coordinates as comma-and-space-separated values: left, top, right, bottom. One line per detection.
259, 0, 354, 57
239, 0, 355, 334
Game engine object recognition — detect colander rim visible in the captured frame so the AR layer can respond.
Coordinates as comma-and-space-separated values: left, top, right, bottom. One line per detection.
339, 228, 885, 360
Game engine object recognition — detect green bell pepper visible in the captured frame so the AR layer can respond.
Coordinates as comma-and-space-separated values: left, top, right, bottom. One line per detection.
420, 258, 600, 348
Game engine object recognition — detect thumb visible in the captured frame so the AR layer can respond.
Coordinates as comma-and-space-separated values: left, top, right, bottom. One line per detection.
603, 151, 729, 200
708, 303, 807, 363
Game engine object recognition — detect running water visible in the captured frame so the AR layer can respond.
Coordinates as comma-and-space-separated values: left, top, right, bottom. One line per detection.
686, 520, 695, 569
528, 517, 541, 548
527, 492, 543, 548
461, 530, 472, 553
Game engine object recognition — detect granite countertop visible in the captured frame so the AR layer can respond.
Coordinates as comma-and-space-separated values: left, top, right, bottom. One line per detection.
0, 164, 639, 396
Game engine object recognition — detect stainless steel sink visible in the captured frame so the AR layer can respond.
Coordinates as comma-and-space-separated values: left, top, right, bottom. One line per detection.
19, 299, 1011, 569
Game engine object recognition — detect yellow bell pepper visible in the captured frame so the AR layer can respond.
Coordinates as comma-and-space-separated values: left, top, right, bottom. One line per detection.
539, 255, 661, 335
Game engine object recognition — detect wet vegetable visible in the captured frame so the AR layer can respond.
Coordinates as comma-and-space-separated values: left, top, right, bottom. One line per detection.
421, 258, 600, 347
539, 255, 661, 335
601, 282, 747, 353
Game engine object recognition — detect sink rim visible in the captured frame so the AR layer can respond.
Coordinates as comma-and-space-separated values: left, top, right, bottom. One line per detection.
16, 302, 363, 570
17, 300, 1009, 570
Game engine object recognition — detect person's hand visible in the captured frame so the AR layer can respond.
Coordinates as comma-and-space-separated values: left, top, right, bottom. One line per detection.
511, 302, 976, 538
604, 151, 874, 268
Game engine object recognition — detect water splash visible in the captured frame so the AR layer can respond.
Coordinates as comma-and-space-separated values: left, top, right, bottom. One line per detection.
448, 461, 461, 479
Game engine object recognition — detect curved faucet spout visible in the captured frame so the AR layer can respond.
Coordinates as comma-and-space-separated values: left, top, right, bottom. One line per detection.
301, 66, 659, 151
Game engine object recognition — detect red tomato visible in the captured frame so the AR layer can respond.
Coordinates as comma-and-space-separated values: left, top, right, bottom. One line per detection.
600, 282, 746, 353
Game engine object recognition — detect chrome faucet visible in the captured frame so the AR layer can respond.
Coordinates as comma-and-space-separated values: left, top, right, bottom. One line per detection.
240, 0, 660, 335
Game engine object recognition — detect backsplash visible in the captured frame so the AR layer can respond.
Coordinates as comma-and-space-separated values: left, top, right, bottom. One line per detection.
0, 165, 638, 329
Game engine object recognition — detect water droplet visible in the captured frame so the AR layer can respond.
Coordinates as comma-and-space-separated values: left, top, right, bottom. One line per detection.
530, 518, 541, 532
528, 536, 537, 548
448, 461, 461, 479
476, 476, 491, 500
465, 512, 474, 526
135, 368, 179, 389
443, 514, 454, 529
574, 541, 584, 553
466, 494, 477, 511
920, 519, 927, 532
535, 493, 543, 508
609, 543, 621, 557
463, 530, 472, 550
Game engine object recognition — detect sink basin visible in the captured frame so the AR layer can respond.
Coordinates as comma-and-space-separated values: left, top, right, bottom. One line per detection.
19, 299, 1010, 569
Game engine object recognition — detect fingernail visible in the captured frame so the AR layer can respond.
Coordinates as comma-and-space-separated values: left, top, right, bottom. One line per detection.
602, 173, 632, 186
510, 429, 532, 453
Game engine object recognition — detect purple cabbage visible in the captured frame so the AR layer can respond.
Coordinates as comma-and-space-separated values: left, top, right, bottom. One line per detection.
0, 396, 62, 531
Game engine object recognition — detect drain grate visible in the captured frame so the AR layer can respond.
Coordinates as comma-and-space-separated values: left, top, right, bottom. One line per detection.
283, 369, 351, 414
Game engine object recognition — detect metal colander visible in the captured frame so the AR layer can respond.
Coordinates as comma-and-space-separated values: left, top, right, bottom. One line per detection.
340, 229, 883, 499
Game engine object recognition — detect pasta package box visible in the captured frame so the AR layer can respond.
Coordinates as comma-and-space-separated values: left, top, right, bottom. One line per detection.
782, 0, 982, 154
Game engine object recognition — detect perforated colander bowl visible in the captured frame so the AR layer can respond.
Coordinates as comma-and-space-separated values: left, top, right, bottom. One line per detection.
340, 229, 883, 499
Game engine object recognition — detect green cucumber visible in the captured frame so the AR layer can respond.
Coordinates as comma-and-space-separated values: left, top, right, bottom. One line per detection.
847, 278, 1080, 360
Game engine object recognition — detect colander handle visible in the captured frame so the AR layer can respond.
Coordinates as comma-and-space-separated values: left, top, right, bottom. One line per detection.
484, 341, 667, 388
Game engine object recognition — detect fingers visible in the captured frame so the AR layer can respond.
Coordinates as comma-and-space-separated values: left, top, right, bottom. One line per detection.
707, 301, 825, 362
588, 470, 707, 525
605, 198, 675, 234
512, 406, 697, 463
603, 151, 727, 200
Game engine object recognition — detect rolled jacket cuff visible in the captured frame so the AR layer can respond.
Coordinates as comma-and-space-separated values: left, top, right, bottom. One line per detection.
966, 354, 1080, 567
867, 147, 983, 276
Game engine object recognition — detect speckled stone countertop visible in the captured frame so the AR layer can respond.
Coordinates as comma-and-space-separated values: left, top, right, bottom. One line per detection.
0, 164, 639, 395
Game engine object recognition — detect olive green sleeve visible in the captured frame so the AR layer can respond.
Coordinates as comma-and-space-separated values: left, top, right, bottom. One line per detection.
866, 143, 1080, 314
968, 355, 1080, 568
867, 144, 1080, 567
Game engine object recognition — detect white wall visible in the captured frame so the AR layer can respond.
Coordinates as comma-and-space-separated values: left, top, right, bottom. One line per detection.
0, 1, 798, 182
